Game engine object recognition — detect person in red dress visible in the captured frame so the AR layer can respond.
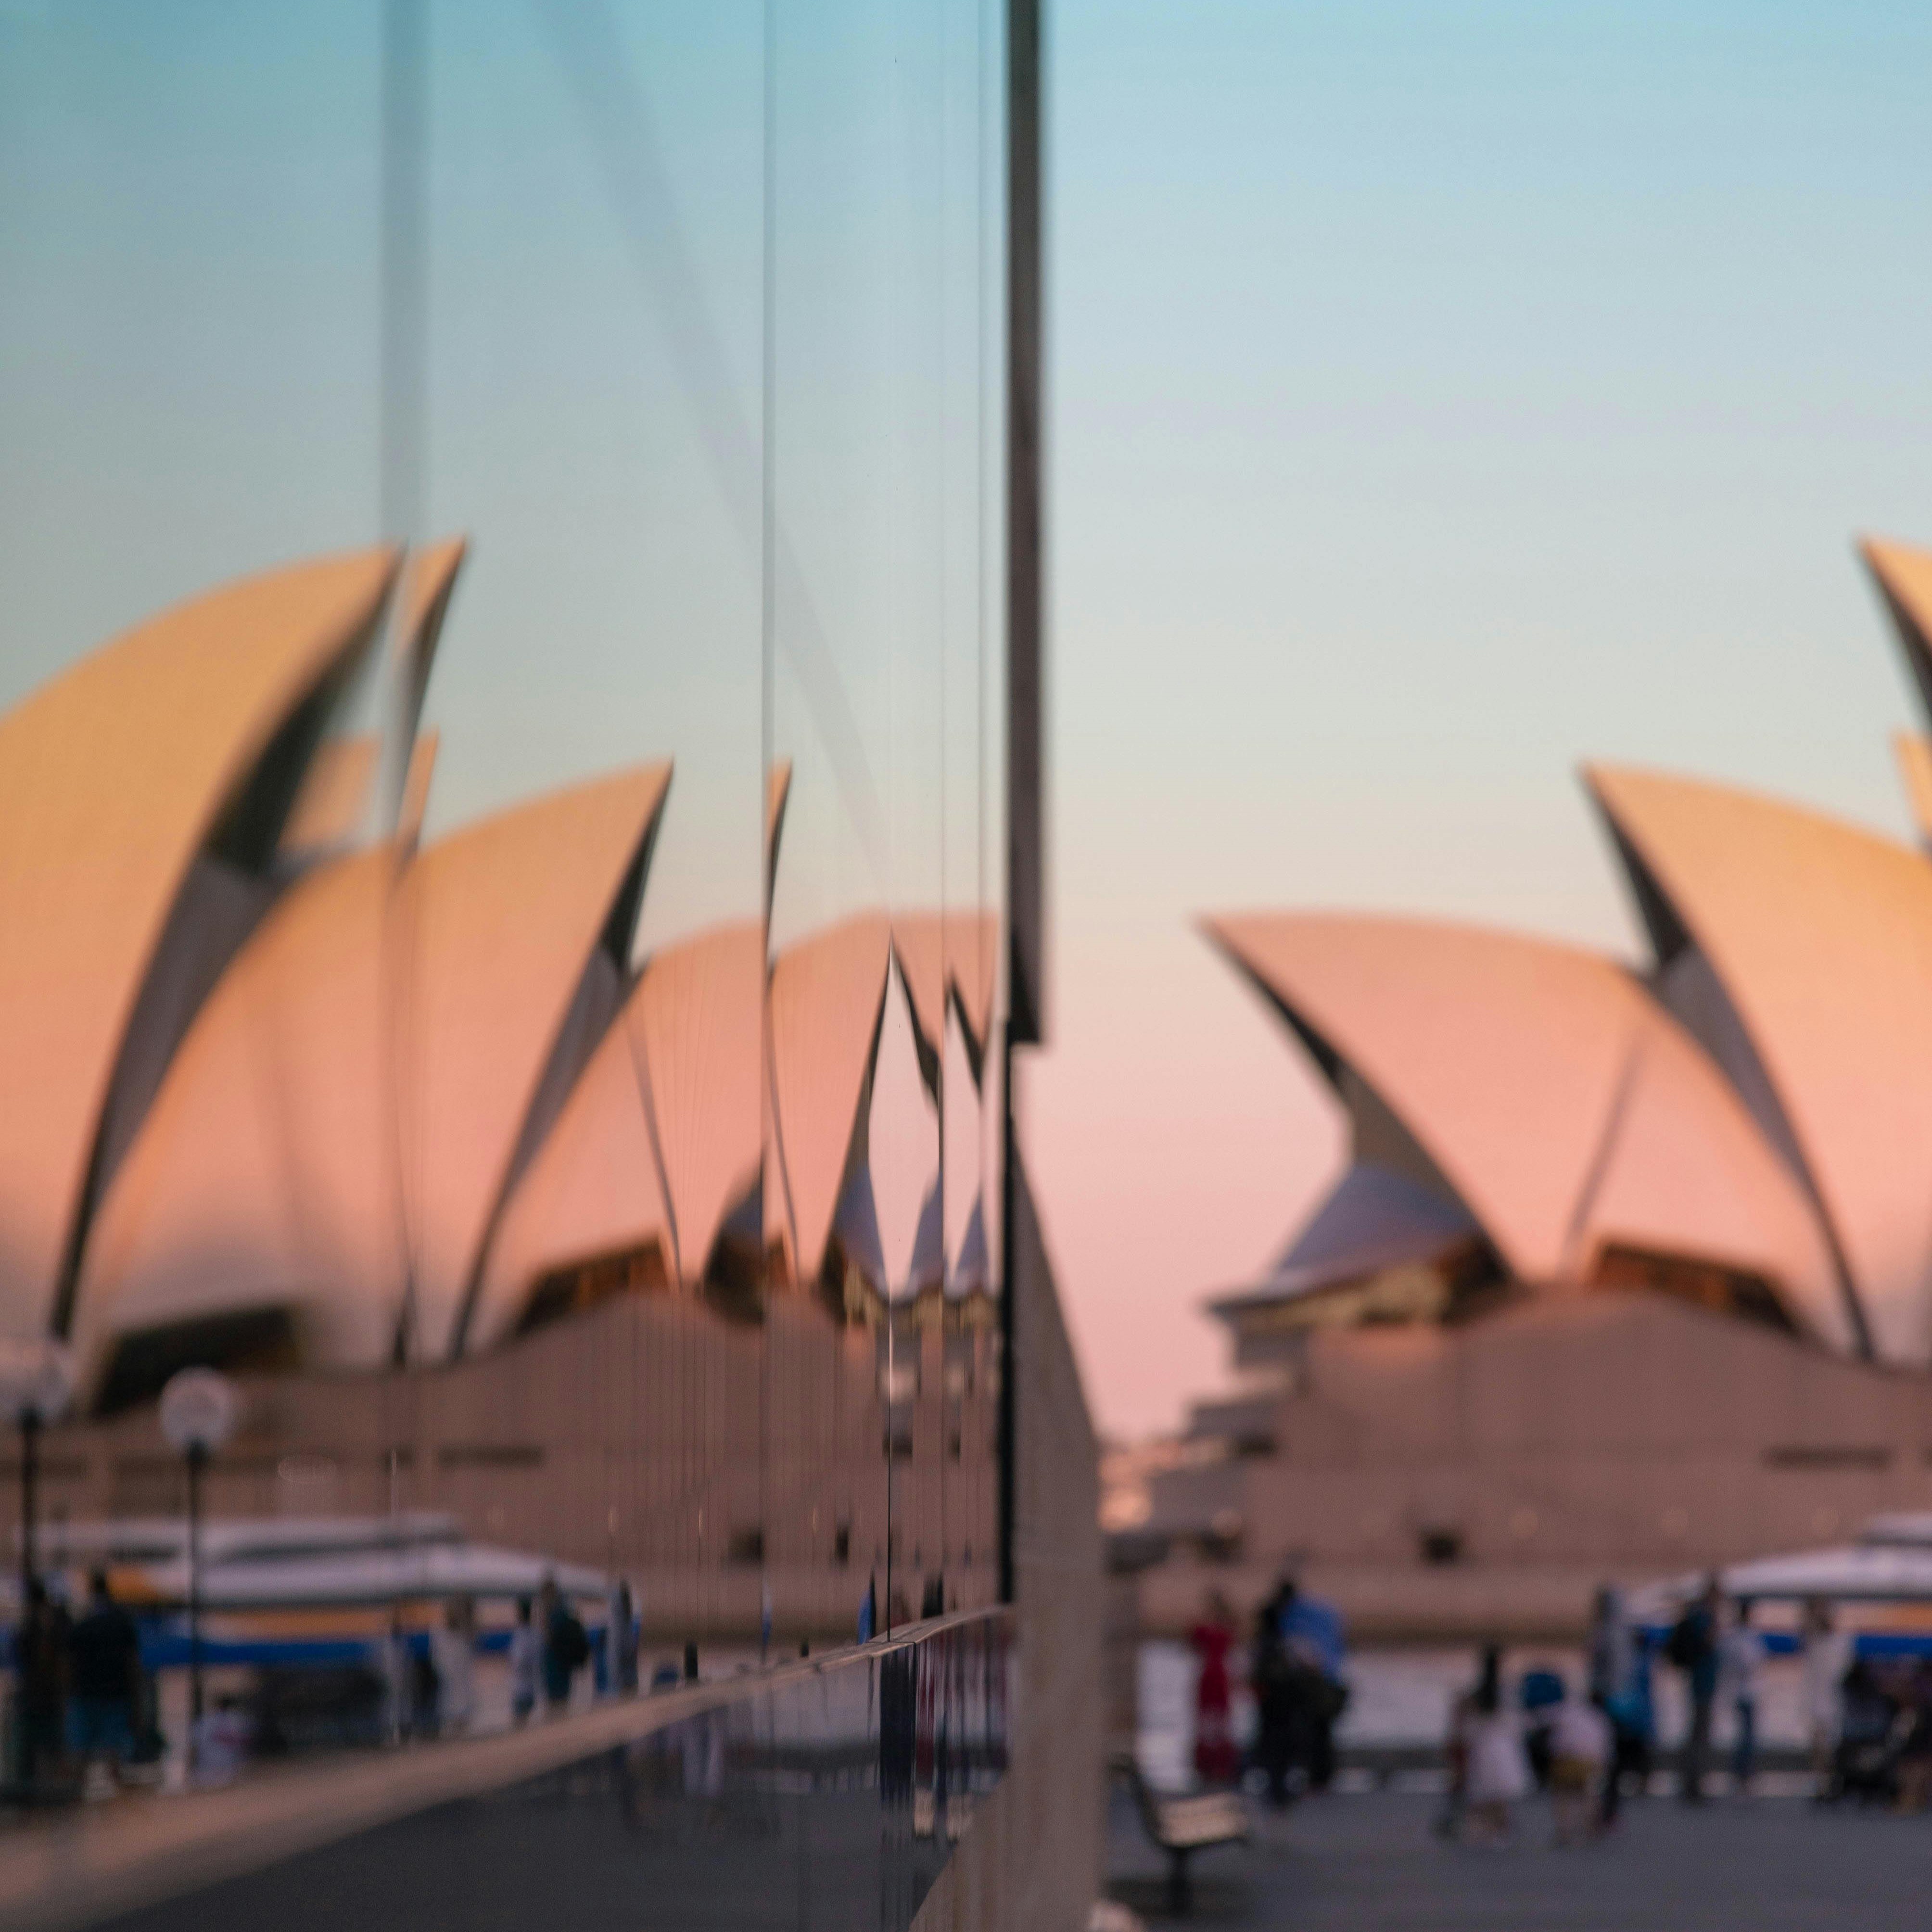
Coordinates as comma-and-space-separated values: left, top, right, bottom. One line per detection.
1189, 1589, 1241, 1785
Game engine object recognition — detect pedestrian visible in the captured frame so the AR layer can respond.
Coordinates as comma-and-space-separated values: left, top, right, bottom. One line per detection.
606, 1578, 639, 1697
1666, 1576, 1720, 1803
1834, 1655, 1895, 1802
410, 1638, 440, 1738
1188, 1589, 1240, 1786
1546, 1680, 1610, 1846
67, 1570, 140, 1788
1436, 1671, 1471, 1841
540, 1577, 589, 1712
1597, 1619, 1654, 1828
380, 1616, 414, 1741
430, 1597, 474, 1736
194, 1693, 251, 1784
1892, 1660, 1932, 1813
1721, 1597, 1765, 1794
13, 1581, 69, 1785
1802, 1598, 1852, 1802
1587, 1584, 1629, 1712
1518, 1664, 1565, 1791
1250, 1579, 1298, 1808
1282, 1585, 1348, 1791
1462, 1645, 1531, 1845
1589, 1586, 1648, 1827
508, 1595, 540, 1727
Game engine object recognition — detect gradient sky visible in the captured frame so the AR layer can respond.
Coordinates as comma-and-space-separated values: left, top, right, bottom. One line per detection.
1033, 0, 1932, 1438
5, 2, 1932, 1440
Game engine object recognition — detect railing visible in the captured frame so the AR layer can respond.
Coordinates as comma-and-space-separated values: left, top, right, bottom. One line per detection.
0, 1608, 1013, 1932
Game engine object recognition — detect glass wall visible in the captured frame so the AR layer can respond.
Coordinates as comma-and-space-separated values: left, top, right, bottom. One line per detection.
0, 0, 1006, 1755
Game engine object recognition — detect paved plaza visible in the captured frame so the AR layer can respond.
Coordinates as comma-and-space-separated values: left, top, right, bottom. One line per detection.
1106, 1784, 1932, 1931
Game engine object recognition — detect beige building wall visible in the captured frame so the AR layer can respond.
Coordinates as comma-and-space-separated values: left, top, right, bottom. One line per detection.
1140, 1290, 1932, 1642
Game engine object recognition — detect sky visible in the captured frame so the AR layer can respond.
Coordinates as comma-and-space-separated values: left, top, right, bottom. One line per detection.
4, 2, 1932, 1440
1031, 0, 1932, 1438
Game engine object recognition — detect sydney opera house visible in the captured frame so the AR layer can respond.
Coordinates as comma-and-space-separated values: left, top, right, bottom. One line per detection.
0, 6, 1109, 1924
0, 543, 1012, 1638
1127, 537, 1932, 1639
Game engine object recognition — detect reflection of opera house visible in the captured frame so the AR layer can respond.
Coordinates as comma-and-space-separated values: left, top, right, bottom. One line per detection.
0, 544, 1007, 1638
1127, 538, 1932, 1640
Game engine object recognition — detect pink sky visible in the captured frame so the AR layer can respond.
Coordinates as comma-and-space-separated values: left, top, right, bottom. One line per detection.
1026, 916, 1341, 1443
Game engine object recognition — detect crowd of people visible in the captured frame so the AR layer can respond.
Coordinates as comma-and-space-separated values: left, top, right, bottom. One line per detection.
1187, 1574, 1350, 1807
1181, 1573, 1932, 1841
1434, 1578, 1932, 1844
11, 1572, 155, 1791
7, 1569, 645, 1796
66, 1572, 150, 1775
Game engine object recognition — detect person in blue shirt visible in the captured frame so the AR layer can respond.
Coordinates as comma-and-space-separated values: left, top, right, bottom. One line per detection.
1279, 1580, 1349, 1792
1282, 1590, 1346, 1680
1589, 1585, 1655, 1829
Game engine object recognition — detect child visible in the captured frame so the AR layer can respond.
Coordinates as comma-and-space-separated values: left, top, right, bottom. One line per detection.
1462, 1646, 1531, 1844
1547, 1684, 1610, 1845
508, 1595, 540, 1726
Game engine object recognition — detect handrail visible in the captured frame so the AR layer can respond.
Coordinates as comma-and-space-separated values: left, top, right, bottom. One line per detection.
0, 1605, 1014, 1932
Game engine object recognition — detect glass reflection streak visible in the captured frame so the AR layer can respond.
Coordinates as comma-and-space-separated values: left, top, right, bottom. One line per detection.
98, 1611, 1012, 1932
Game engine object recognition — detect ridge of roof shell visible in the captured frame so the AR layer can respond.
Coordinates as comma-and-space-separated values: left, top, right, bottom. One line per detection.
891, 912, 999, 1088
0, 547, 400, 1344
770, 915, 893, 1290
629, 922, 764, 1288
284, 540, 467, 862
397, 730, 439, 853
469, 979, 673, 1353
281, 735, 380, 856
394, 538, 468, 739
1861, 536, 1932, 728
1894, 732, 1932, 849
71, 846, 410, 1401
397, 762, 671, 1362
1584, 763, 1932, 1366
1204, 909, 1851, 1353
475, 918, 771, 1339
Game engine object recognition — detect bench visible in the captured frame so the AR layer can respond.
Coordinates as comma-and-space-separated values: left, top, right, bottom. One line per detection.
1110, 1750, 1249, 1915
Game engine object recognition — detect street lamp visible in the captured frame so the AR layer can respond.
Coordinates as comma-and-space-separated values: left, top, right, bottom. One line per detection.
159, 1367, 239, 1774
0, 1339, 76, 1603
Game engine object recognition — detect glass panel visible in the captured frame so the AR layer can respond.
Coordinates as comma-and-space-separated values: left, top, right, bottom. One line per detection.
0, 0, 1004, 1851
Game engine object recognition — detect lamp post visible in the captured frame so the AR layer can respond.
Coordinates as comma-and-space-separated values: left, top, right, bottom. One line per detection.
0, 1341, 76, 1603
0, 1341, 75, 1788
159, 1368, 239, 1776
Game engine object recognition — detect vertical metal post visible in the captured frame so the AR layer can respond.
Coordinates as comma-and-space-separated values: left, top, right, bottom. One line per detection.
998, 0, 1044, 1609
997, 1024, 1017, 1606
380, 0, 428, 547
1004, 0, 1044, 1051
186, 1443, 206, 1770
759, 0, 777, 1673
18, 1413, 38, 1607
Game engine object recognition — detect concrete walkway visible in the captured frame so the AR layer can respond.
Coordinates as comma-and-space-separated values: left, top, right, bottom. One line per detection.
1106, 1785, 1932, 1931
